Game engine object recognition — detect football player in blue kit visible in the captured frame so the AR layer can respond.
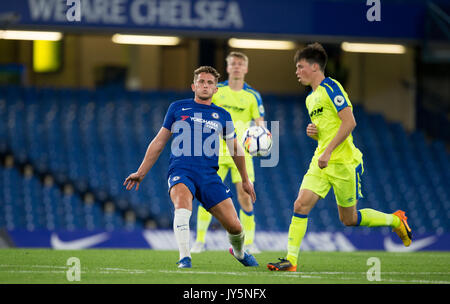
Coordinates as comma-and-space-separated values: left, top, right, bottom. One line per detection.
124, 66, 258, 268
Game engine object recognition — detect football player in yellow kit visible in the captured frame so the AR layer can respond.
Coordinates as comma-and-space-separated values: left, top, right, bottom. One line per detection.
267, 43, 412, 272
191, 52, 265, 254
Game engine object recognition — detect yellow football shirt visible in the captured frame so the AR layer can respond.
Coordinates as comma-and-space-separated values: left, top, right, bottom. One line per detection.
306, 77, 362, 163
212, 81, 264, 159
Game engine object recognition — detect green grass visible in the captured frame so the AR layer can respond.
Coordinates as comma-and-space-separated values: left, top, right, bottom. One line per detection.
0, 249, 449, 284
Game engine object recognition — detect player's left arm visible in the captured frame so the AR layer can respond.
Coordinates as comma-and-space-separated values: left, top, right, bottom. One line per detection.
226, 137, 256, 202
318, 106, 356, 169
249, 88, 265, 127
254, 116, 265, 127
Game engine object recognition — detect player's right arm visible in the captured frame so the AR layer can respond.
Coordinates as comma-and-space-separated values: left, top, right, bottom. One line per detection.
124, 127, 172, 191
318, 106, 356, 169
306, 123, 318, 140
226, 137, 256, 203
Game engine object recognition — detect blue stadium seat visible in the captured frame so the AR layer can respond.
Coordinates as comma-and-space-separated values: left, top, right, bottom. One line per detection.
1, 86, 449, 234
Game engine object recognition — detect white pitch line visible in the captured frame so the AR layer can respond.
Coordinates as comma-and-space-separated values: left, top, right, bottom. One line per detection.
0, 264, 67, 269
157, 270, 450, 284
1, 270, 67, 274
1, 265, 449, 284
2, 265, 449, 277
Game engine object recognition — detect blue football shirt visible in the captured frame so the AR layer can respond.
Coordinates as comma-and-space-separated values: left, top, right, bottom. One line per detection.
162, 98, 236, 171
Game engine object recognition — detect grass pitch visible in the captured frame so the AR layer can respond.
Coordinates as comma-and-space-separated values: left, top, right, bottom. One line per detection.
0, 249, 449, 284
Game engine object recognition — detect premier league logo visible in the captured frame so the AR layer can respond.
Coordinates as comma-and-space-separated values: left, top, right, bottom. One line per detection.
333, 95, 345, 107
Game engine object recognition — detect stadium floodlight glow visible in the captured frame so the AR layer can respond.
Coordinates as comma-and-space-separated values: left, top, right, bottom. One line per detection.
112, 34, 181, 46
341, 42, 406, 54
0, 30, 62, 41
228, 38, 296, 50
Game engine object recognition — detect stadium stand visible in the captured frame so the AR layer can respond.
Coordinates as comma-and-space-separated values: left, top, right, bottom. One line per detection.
0, 86, 449, 235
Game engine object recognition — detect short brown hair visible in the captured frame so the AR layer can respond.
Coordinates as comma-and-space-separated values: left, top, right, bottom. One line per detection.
193, 66, 221, 83
226, 51, 249, 64
294, 42, 328, 72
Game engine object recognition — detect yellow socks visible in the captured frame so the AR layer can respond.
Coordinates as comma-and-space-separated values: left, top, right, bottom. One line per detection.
195, 205, 212, 243
239, 209, 256, 245
286, 213, 308, 266
357, 208, 401, 228
282, 209, 401, 267
196, 206, 257, 246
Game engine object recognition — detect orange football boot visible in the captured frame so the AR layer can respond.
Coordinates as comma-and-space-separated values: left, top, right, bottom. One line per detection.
267, 258, 297, 272
392, 210, 412, 247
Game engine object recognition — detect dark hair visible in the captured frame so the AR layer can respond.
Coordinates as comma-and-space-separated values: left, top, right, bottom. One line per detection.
193, 66, 221, 83
294, 42, 328, 72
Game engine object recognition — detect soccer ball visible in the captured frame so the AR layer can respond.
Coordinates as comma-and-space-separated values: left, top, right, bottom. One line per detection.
242, 126, 272, 157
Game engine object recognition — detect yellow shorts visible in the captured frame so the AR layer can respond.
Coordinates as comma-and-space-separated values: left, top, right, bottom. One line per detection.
300, 158, 364, 207
217, 155, 255, 183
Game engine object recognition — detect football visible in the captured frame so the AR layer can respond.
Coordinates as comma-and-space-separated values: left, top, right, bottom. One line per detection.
242, 126, 272, 157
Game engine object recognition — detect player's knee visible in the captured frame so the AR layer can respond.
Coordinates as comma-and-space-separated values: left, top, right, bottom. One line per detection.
236, 190, 245, 200
236, 189, 252, 211
340, 215, 357, 227
171, 197, 191, 210
227, 220, 242, 235
236, 187, 249, 201
293, 198, 310, 215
